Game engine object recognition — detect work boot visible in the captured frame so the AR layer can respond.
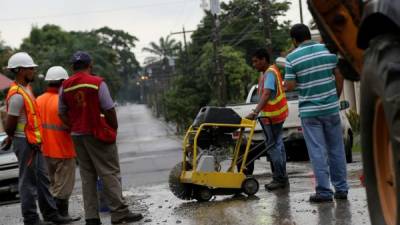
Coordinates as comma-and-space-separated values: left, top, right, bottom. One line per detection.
309, 194, 333, 203
54, 198, 81, 221
25, 220, 54, 225
44, 212, 73, 225
111, 212, 143, 224
334, 192, 348, 200
85, 218, 102, 225
265, 180, 289, 191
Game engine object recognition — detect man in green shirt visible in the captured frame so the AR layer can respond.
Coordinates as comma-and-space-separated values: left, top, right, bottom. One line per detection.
285, 24, 348, 203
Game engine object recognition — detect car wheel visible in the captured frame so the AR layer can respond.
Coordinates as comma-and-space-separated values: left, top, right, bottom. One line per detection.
345, 131, 353, 163
361, 34, 400, 225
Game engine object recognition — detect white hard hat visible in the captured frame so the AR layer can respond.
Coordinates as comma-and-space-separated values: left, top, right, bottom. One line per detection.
7, 52, 38, 69
45, 66, 69, 81
275, 57, 286, 67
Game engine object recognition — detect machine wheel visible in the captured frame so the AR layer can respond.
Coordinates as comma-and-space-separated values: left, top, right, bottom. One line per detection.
168, 161, 193, 200
361, 34, 400, 225
194, 187, 213, 202
242, 177, 259, 196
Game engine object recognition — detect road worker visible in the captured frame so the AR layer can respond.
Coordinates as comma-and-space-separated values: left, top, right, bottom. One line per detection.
58, 51, 143, 225
4, 52, 71, 225
37, 66, 80, 222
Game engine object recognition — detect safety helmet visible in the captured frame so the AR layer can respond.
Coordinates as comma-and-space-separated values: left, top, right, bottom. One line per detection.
45, 66, 69, 81
7, 52, 38, 69
275, 57, 286, 67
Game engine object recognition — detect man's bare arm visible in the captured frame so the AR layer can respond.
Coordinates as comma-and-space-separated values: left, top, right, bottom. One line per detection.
285, 80, 297, 92
334, 68, 344, 97
5, 115, 18, 137
254, 89, 271, 113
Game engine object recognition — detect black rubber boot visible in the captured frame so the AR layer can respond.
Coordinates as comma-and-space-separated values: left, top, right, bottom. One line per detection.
54, 198, 81, 222
54, 198, 68, 217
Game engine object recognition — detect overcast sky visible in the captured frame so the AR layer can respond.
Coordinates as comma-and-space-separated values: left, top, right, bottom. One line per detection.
0, 0, 311, 65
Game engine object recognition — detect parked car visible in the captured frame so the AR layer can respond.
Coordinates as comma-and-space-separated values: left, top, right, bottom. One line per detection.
0, 132, 19, 196
227, 84, 353, 162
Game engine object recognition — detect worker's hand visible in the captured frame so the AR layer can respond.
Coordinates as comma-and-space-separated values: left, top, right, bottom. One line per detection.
245, 112, 257, 120
0, 136, 12, 151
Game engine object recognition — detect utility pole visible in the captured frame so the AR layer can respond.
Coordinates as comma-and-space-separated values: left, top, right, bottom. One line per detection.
170, 27, 195, 75
260, 0, 273, 56
299, 0, 304, 24
170, 27, 195, 55
210, 0, 226, 106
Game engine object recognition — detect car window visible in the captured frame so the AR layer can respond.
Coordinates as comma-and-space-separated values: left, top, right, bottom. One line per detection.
250, 88, 259, 103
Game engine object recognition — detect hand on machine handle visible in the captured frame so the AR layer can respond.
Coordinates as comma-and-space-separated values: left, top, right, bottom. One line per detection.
245, 112, 257, 120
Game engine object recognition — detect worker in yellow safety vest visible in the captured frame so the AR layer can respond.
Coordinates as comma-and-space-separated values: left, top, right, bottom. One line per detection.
4, 52, 71, 225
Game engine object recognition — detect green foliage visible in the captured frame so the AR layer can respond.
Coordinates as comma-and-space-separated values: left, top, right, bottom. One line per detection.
18, 24, 140, 101
158, 0, 291, 132
163, 44, 257, 131
346, 109, 360, 134
195, 43, 257, 104
142, 35, 180, 64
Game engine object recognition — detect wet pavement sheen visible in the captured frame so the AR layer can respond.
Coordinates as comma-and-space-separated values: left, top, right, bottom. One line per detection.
0, 104, 370, 225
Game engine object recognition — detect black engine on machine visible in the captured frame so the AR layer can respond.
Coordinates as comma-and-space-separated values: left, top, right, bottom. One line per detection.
192, 106, 241, 149
188, 107, 242, 171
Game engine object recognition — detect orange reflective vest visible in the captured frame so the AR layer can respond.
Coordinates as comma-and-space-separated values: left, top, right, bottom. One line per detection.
37, 88, 76, 158
258, 65, 289, 124
6, 82, 43, 144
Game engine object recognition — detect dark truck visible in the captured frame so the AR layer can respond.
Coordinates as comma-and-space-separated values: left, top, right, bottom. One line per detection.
307, 1, 400, 224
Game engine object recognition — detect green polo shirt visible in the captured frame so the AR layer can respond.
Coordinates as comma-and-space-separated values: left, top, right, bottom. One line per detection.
285, 41, 339, 118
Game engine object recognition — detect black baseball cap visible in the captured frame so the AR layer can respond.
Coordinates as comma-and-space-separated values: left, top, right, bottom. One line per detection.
71, 51, 92, 64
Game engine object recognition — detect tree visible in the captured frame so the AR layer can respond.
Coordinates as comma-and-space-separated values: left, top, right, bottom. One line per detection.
195, 43, 257, 104
18, 24, 141, 101
94, 27, 141, 102
142, 35, 180, 62
189, 0, 292, 64
164, 44, 257, 130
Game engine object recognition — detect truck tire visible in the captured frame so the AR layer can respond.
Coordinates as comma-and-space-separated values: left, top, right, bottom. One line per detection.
361, 34, 400, 225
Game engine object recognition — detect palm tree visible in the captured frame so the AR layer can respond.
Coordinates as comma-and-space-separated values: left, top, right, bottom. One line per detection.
142, 35, 180, 61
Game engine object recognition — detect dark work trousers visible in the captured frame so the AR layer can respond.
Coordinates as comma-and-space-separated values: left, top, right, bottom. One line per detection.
261, 122, 288, 182
13, 137, 58, 224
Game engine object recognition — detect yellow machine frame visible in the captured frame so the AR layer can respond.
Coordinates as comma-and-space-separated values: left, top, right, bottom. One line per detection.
180, 118, 257, 189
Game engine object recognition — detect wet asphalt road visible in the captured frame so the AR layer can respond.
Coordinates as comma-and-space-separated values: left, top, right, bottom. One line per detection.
0, 104, 370, 225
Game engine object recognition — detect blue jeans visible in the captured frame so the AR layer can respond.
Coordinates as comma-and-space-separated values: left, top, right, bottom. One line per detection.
13, 137, 58, 224
261, 122, 288, 182
301, 113, 349, 198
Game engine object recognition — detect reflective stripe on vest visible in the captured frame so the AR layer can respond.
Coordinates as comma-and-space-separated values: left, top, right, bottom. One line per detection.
42, 123, 69, 131
64, 84, 98, 93
260, 104, 289, 117
258, 65, 288, 123
16, 123, 25, 132
264, 66, 286, 105
36, 90, 76, 158
7, 84, 42, 144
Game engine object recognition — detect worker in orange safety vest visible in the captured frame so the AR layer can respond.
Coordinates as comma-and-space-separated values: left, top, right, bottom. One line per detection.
37, 66, 80, 222
246, 48, 289, 191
